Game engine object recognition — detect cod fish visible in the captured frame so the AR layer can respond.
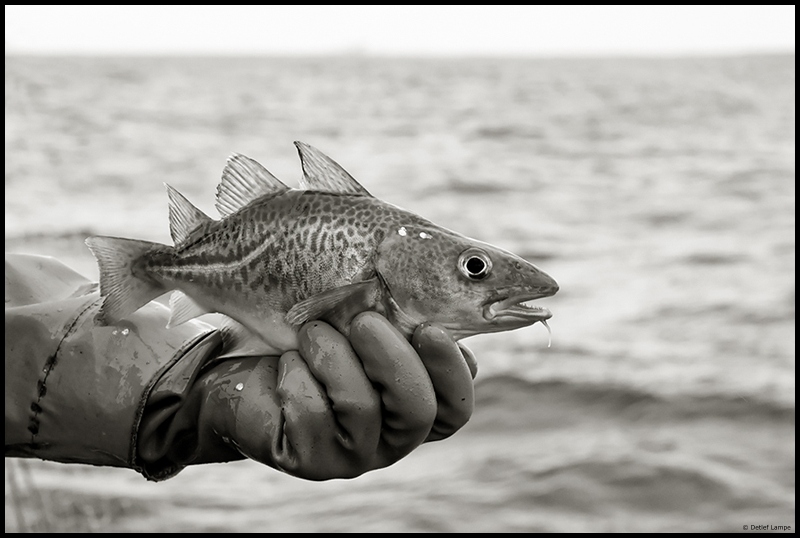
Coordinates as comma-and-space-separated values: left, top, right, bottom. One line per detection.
86, 142, 558, 354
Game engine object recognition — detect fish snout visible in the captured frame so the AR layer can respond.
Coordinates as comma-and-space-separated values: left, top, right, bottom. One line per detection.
539, 273, 559, 297
525, 264, 559, 298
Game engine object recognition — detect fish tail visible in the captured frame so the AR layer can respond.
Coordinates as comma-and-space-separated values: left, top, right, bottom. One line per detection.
85, 235, 169, 323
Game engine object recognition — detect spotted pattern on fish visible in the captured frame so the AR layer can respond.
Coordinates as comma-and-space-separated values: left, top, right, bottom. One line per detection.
144, 190, 431, 312
86, 143, 558, 353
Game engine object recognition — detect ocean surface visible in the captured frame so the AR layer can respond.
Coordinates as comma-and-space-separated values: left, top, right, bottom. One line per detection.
4, 55, 795, 532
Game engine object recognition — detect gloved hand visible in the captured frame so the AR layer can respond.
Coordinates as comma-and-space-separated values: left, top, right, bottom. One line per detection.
5, 253, 477, 481
140, 313, 476, 480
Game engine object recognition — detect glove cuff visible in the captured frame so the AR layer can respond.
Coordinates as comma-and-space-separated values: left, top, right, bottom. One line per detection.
5, 294, 217, 476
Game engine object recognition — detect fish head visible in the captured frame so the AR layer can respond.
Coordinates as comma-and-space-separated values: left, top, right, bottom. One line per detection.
375, 223, 559, 339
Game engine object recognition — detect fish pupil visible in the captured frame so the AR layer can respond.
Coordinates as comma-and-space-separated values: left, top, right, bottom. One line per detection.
466, 257, 487, 279
457, 247, 493, 281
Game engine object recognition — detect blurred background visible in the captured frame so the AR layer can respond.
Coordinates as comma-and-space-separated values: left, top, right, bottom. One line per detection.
4, 5, 795, 532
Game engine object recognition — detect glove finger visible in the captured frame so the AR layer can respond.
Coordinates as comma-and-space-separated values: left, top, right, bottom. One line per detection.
297, 321, 381, 460
413, 323, 475, 442
272, 350, 340, 478
349, 312, 437, 466
458, 343, 479, 380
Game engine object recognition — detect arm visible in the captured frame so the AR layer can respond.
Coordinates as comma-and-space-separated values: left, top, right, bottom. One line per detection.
5, 254, 475, 480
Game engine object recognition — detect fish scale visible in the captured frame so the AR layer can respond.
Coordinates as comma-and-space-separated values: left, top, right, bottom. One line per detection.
86, 142, 558, 354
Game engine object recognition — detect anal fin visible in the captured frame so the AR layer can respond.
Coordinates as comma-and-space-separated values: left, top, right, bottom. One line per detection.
217, 317, 284, 359
167, 291, 212, 328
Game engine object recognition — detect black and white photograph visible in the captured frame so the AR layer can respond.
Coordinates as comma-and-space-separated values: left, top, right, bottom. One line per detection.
5, 5, 795, 533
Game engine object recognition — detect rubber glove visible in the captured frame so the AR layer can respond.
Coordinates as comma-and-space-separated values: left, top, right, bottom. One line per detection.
5, 253, 476, 481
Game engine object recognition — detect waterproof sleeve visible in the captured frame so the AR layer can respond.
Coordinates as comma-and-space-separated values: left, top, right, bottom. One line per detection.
5, 253, 476, 482
4, 253, 227, 479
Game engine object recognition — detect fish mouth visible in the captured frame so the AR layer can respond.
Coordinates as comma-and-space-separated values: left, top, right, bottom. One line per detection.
484, 293, 553, 323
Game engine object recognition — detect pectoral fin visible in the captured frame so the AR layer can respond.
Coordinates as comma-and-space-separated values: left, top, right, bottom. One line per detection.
286, 279, 382, 335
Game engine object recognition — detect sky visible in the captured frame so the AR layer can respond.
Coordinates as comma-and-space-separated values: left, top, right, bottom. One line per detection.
4, 5, 796, 56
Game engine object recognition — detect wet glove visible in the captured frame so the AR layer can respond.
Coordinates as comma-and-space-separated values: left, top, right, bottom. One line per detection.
5, 254, 476, 481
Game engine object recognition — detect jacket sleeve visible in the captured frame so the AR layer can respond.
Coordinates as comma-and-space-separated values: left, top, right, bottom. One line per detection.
4, 253, 237, 480
5, 253, 477, 482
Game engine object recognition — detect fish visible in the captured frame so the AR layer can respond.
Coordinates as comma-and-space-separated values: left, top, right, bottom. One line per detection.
85, 142, 558, 354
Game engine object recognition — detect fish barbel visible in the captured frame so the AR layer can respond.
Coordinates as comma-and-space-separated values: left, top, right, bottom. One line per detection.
86, 142, 558, 354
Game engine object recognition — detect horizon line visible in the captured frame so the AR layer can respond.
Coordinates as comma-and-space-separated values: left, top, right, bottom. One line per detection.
4, 48, 795, 60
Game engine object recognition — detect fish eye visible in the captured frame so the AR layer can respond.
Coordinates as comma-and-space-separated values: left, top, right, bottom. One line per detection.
458, 249, 492, 280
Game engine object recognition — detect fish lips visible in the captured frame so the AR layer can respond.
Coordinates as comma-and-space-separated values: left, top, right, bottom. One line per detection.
484, 292, 554, 324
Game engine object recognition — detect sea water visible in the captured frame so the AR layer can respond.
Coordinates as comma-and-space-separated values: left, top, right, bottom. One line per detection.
5, 55, 795, 532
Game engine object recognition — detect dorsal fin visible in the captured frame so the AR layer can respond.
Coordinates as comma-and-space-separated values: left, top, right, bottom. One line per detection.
216, 153, 289, 217
294, 141, 371, 196
165, 183, 213, 245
